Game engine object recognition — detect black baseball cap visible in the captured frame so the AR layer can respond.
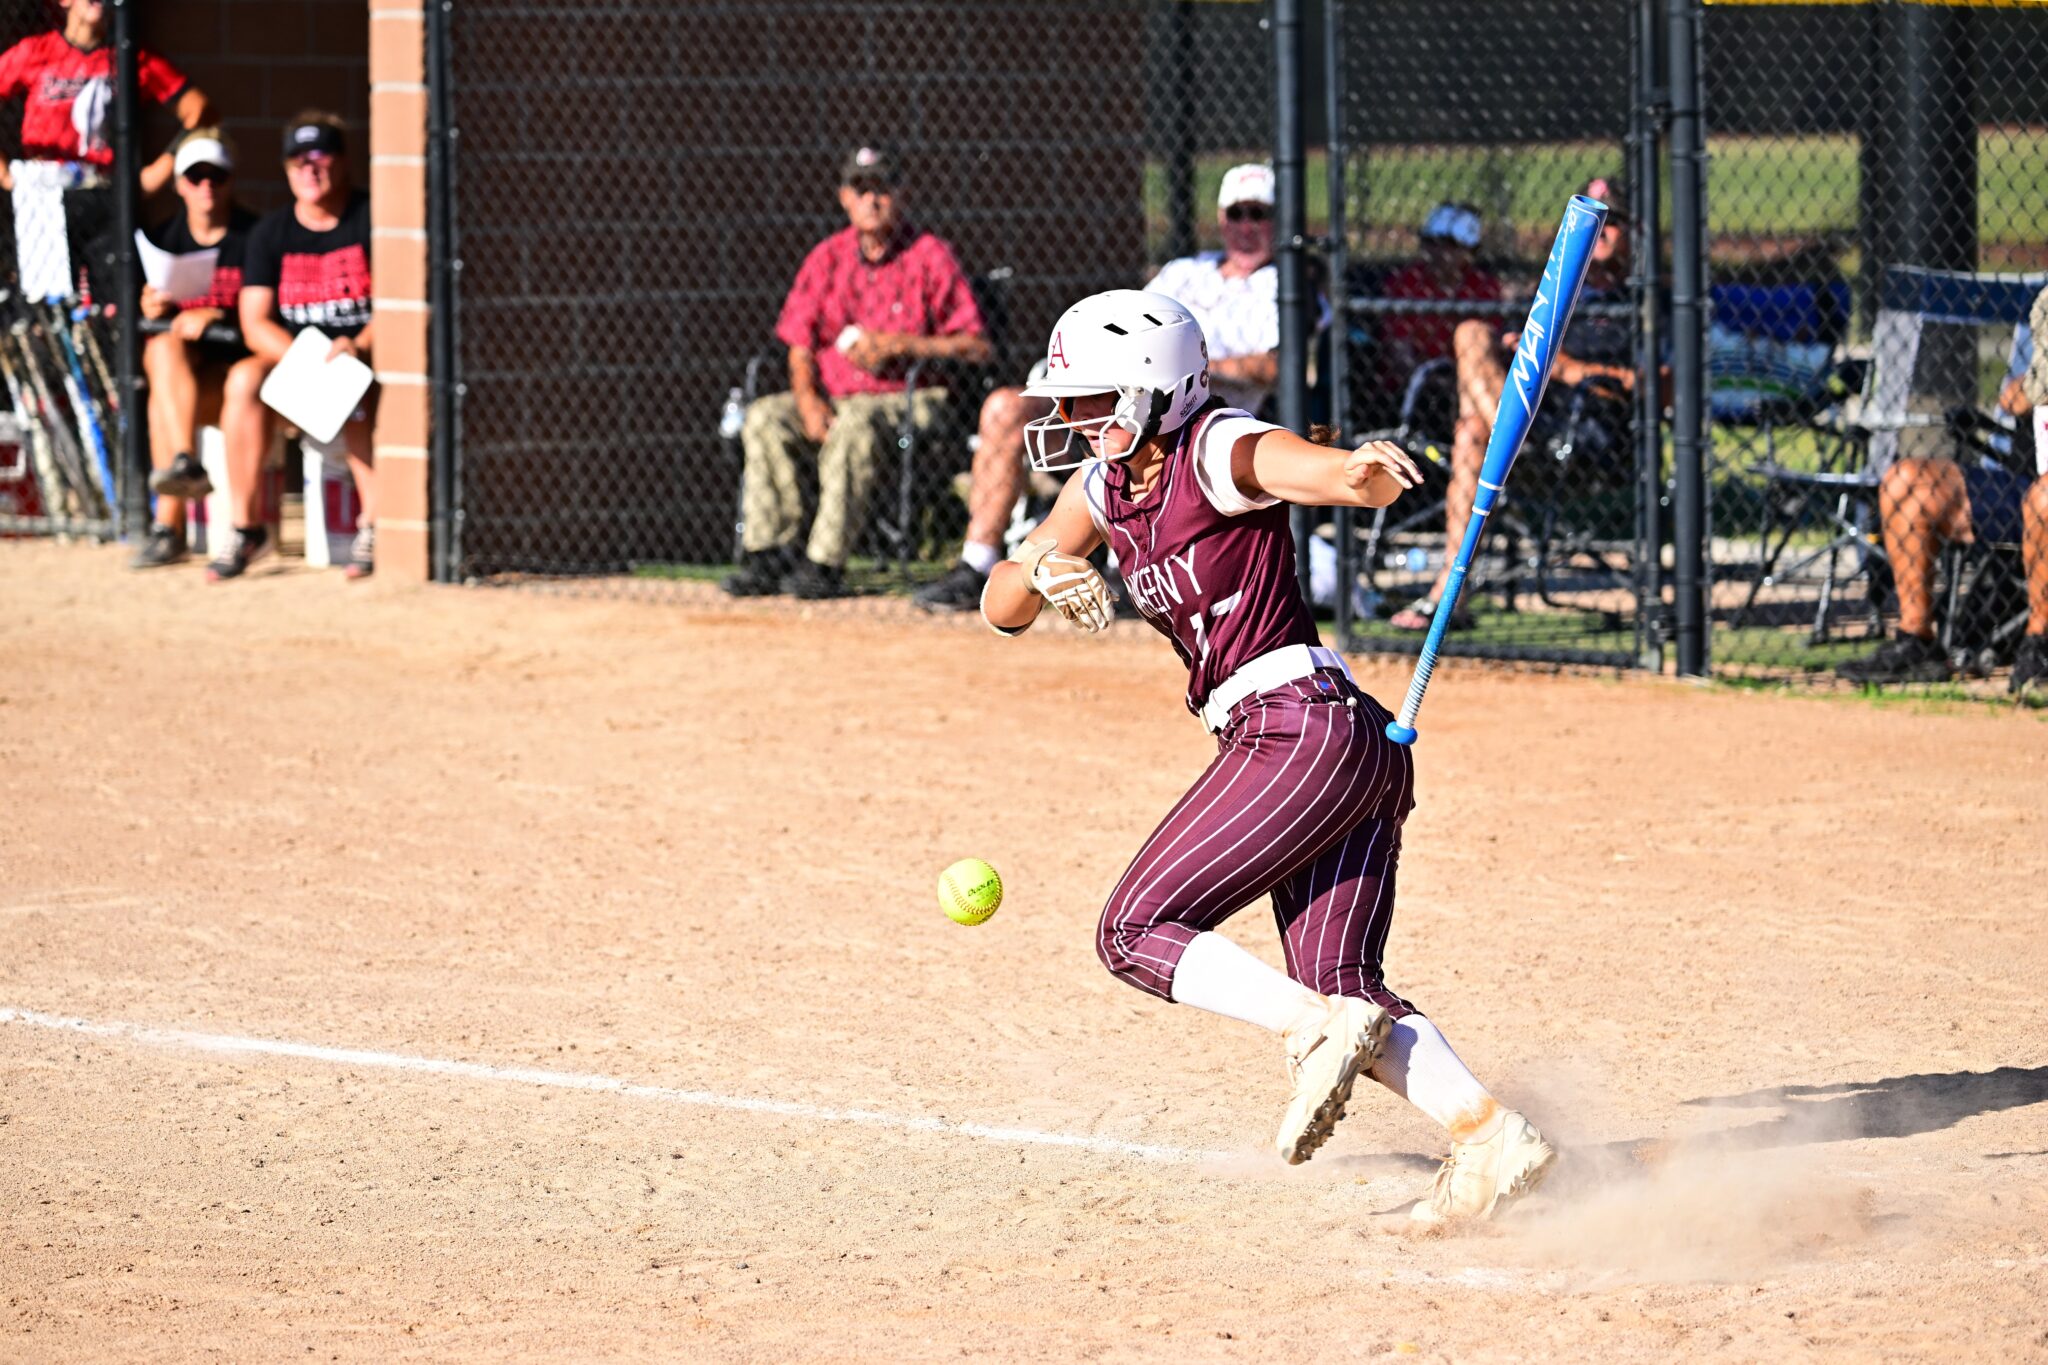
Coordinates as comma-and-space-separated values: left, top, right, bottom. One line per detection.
283, 120, 346, 160
840, 145, 898, 187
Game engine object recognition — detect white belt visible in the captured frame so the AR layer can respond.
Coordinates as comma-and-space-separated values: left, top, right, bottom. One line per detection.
1199, 644, 1351, 733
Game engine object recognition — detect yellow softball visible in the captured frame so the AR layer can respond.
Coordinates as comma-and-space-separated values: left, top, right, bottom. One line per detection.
937, 858, 1003, 926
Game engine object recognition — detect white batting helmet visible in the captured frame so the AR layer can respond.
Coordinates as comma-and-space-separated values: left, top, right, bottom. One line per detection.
1021, 289, 1211, 471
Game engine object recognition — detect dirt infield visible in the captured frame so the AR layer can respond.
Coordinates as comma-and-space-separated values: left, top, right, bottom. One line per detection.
3, 541, 2046, 1362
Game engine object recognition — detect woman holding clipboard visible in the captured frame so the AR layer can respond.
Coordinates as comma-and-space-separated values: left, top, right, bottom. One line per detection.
211, 111, 373, 583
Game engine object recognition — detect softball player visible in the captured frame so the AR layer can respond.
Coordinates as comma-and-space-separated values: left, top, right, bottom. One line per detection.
981, 290, 1554, 1224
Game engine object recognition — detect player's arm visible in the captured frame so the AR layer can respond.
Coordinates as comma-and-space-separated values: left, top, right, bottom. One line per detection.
1234, 427, 1423, 510
980, 472, 1108, 635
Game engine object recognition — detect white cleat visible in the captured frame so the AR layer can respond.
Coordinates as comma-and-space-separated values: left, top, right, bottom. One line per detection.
1410, 1109, 1557, 1227
1275, 995, 1392, 1165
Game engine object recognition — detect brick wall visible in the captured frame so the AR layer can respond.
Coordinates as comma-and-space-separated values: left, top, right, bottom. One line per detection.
138, 0, 369, 218
368, 0, 426, 580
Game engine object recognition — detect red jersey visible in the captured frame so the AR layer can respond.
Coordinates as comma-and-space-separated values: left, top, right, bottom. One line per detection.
774, 224, 983, 398
1379, 258, 1503, 364
1080, 405, 1324, 714
0, 33, 187, 166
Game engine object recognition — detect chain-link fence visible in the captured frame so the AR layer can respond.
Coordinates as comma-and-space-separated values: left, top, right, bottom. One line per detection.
444, 0, 1273, 603
0, 0, 136, 541
1330, 0, 1654, 667
1702, 1, 2048, 692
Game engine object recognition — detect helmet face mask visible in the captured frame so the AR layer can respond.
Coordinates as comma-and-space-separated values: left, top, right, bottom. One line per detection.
1021, 289, 1210, 473
1025, 386, 1163, 471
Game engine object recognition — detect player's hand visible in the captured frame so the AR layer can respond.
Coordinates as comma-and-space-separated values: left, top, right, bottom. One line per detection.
327, 335, 362, 363
1342, 440, 1424, 506
140, 285, 172, 321
1012, 537, 1115, 633
171, 307, 222, 341
797, 391, 834, 443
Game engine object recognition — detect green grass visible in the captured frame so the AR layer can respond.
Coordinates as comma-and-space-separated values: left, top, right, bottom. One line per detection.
1714, 673, 2048, 715
1146, 129, 2048, 262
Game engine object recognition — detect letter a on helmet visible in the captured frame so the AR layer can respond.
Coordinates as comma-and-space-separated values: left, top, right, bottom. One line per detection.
1021, 289, 1212, 471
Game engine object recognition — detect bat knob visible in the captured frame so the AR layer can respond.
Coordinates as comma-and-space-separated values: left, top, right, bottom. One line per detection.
1384, 721, 1418, 745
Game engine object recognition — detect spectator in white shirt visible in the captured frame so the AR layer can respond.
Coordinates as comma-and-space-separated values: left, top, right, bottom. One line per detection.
915, 164, 1283, 612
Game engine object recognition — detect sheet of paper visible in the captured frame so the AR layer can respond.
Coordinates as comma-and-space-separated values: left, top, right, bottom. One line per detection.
134, 230, 219, 303
258, 327, 375, 445
11, 161, 73, 302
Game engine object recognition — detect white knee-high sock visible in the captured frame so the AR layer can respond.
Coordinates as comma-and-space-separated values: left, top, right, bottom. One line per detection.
1169, 931, 1326, 1034
1368, 1014, 1504, 1143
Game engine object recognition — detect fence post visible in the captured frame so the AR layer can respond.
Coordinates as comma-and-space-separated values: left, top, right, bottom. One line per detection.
1666, 0, 1707, 677
1164, 2, 1198, 266
111, 0, 143, 540
1271, 0, 1313, 598
1324, 0, 1349, 645
1633, 0, 1666, 670
427, 0, 459, 583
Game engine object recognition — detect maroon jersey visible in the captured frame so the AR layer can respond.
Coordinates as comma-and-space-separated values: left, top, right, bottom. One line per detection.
1082, 404, 1323, 713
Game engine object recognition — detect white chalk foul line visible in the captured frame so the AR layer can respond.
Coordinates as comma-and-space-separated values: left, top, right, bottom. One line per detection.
0, 1005, 1227, 1165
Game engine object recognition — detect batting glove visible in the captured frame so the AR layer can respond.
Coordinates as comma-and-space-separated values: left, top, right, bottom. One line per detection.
1012, 537, 1115, 633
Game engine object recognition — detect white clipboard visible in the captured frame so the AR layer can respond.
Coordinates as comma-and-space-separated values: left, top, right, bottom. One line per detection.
258, 327, 374, 445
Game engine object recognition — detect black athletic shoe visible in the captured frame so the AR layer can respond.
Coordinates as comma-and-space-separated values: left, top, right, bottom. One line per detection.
782, 558, 850, 600
205, 525, 272, 583
148, 451, 212, 500
913, 560, 987, 613
1836, 630, 1952, 685
129, 522, 187, 570
2011, 634, 2048, 696
720, 547, 795, 597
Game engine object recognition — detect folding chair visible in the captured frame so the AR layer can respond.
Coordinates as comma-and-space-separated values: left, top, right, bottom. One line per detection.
1351, 352, 1636, 617
1734, 267, 2045, 643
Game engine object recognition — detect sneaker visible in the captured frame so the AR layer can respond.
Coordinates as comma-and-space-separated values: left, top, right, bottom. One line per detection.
205, 525, 272, 582
2012, 634, 2048, 697
129, 522, 187, 570
343, 525, 375, 580
148, 451, 212, 500
1410, 1110, 1557, 1227
913, 561, 987, 613
1274, 995, 1392, 1165
720, 547, 794, 598
782, 558, 851, 600
1835, 630, 1951, 685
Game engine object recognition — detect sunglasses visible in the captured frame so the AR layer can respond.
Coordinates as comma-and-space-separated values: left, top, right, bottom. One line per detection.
1224, 204, 1271, 224
289, 151, 336, 169
182, 165, 229, 185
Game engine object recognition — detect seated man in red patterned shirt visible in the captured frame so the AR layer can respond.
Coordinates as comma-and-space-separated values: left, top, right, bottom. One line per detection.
723, 146, 991, 600
131, 130, 259, 569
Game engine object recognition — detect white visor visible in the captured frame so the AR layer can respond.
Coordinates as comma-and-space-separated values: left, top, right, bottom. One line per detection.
174, 137, 232, 178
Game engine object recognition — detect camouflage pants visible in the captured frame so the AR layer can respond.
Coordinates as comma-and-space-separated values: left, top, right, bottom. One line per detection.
739, 388, 951, 568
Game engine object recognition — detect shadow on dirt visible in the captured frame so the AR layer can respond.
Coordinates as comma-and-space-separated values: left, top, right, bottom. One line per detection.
1679, 1064, 2048, 1149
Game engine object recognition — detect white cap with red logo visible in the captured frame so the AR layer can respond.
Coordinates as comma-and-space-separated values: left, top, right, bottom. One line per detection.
1217, 163, 1275, 210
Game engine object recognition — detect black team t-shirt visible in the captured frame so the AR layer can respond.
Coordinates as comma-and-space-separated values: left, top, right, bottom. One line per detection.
241, 191, 372, 339
146, 205, 260, 312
